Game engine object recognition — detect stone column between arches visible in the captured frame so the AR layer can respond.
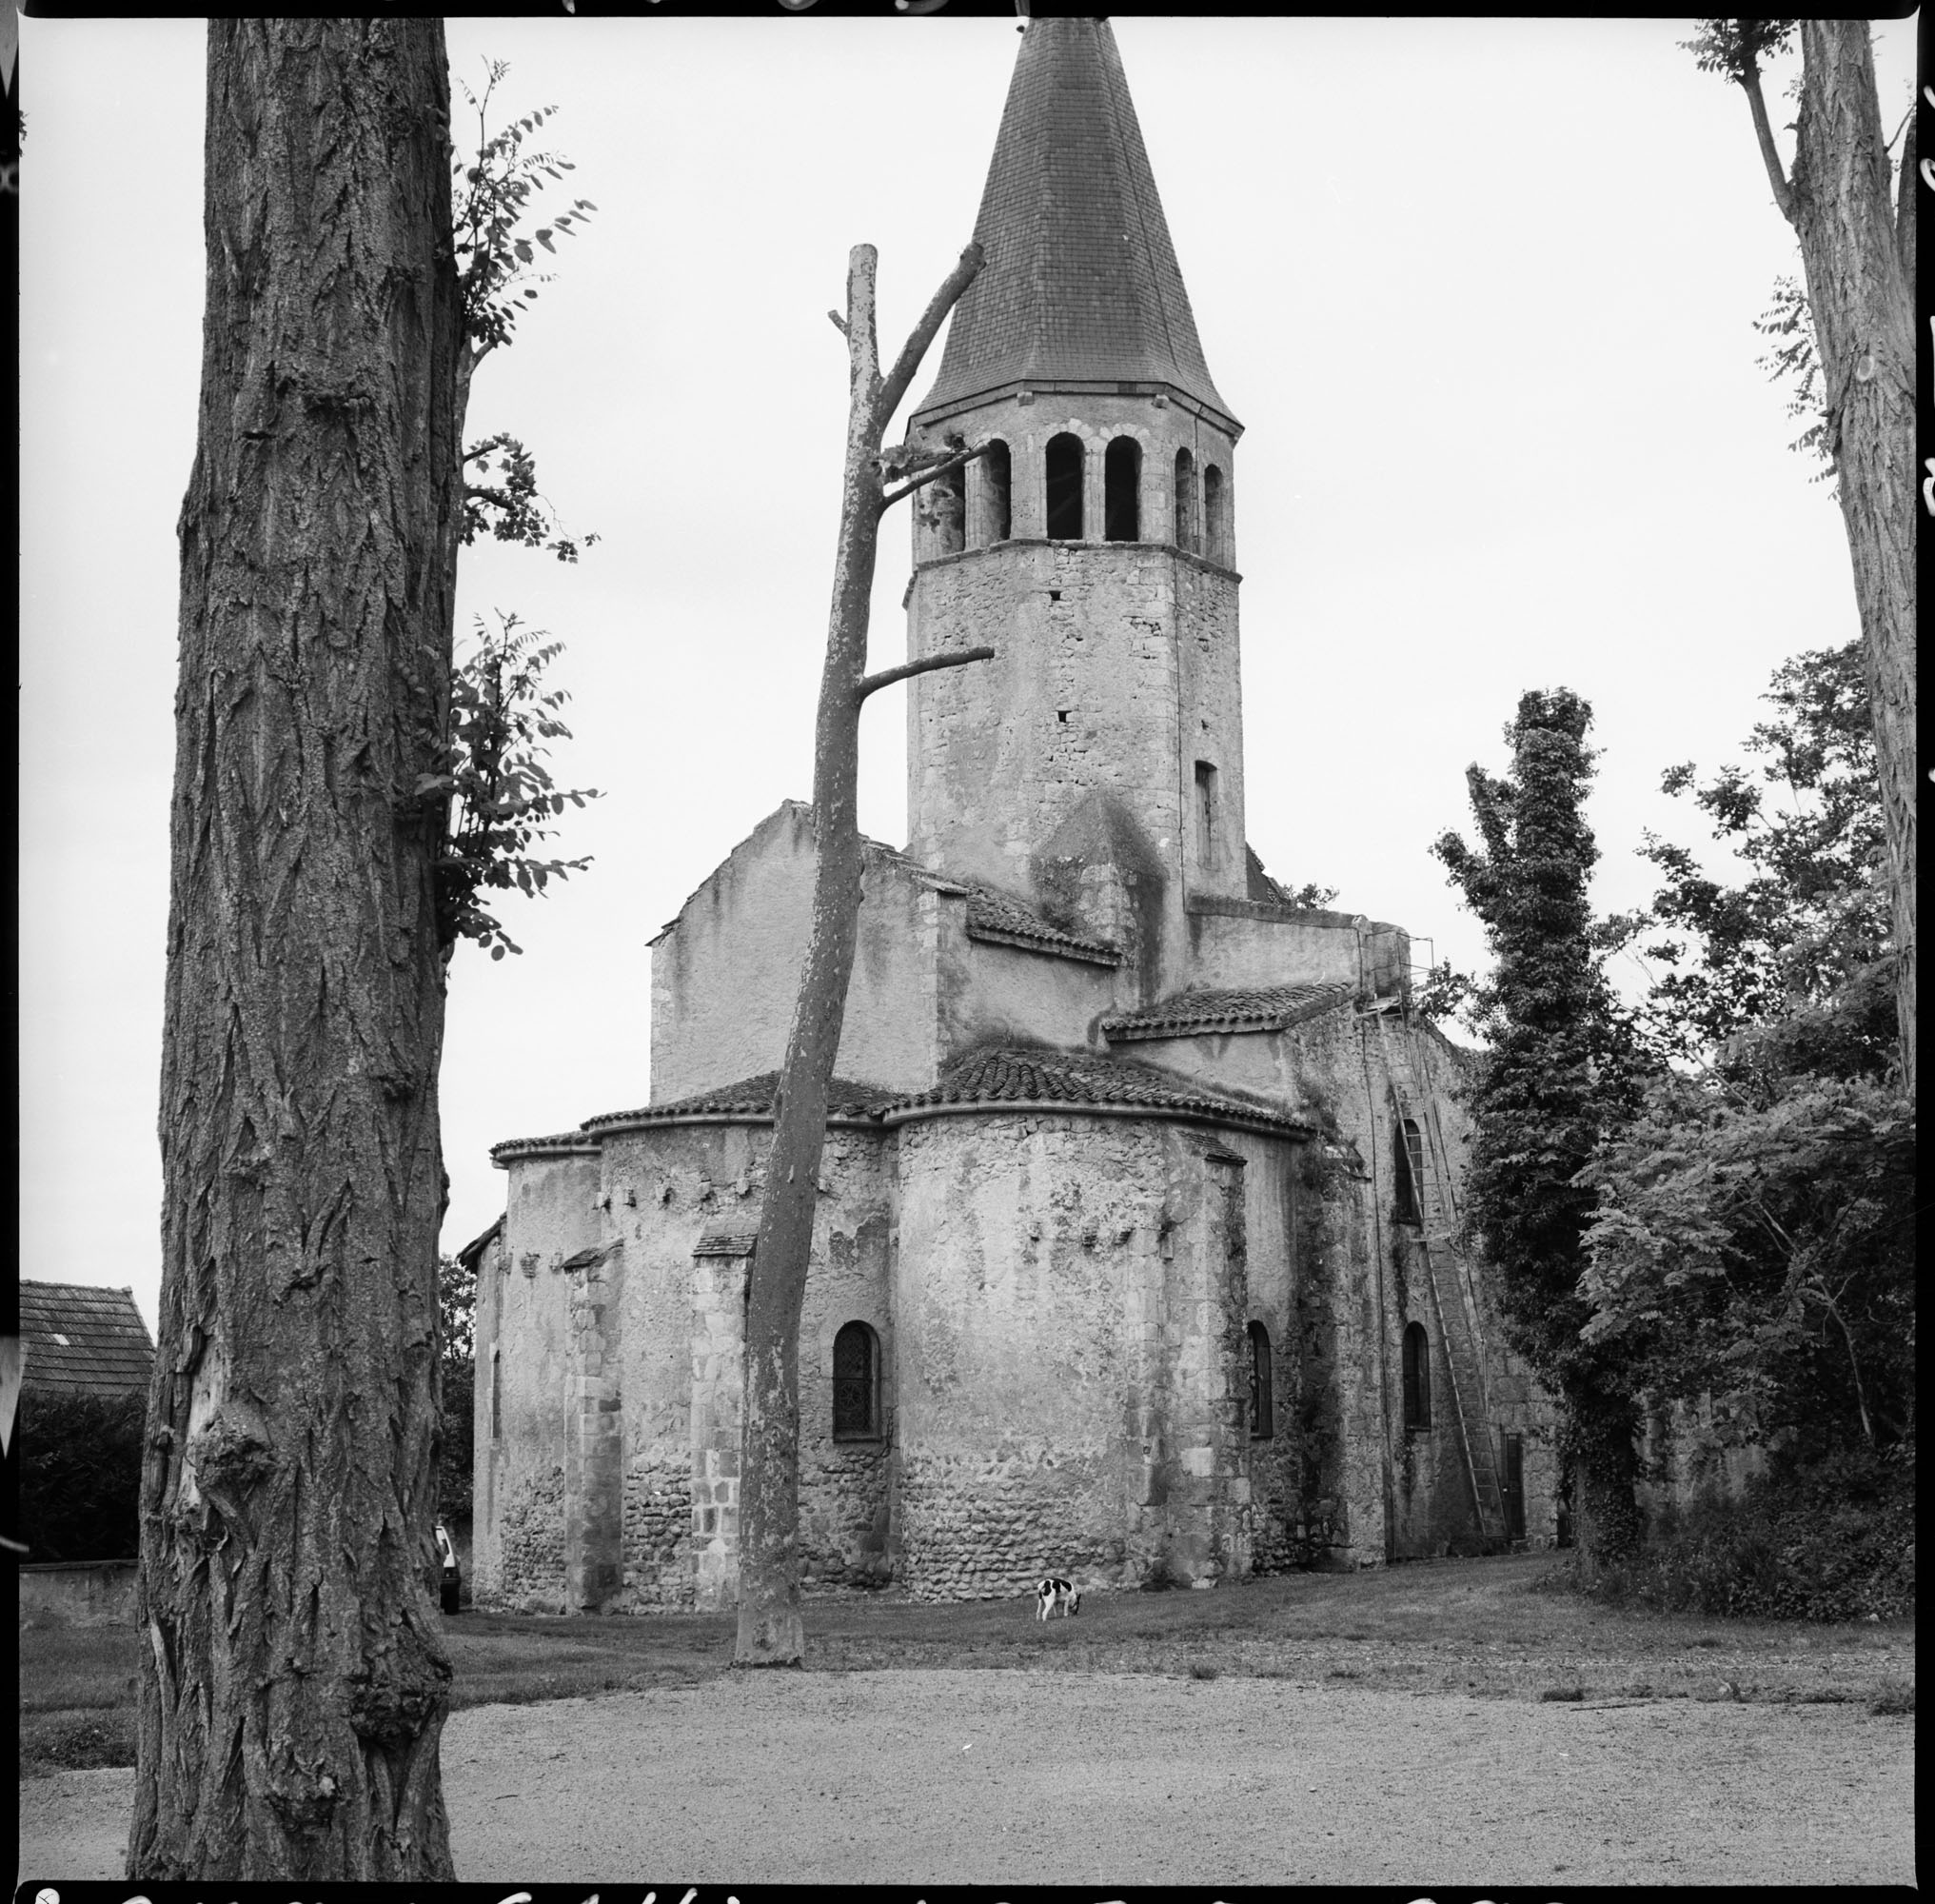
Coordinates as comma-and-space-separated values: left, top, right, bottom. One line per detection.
689, 1242, 750, 1609
563, 1240, 625, 1611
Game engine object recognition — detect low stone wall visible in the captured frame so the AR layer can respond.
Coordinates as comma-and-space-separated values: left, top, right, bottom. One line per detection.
800, 1441, 892, 1590
19, 1560, 138, 1627
495, 1465, 567, 1612
623, 1455, 696, 1608
896, 1450, 1124, 1600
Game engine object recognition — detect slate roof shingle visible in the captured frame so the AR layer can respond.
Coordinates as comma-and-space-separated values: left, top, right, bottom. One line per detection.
18, 1281, 155, 1399
1101, 982, 1357, 1041
912, 16, 1236, 432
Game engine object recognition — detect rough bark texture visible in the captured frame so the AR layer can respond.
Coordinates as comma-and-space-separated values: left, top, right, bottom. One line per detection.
131, 21, 464, 1880
1745, 23, 1916, 1090
734, 243, 981, 1667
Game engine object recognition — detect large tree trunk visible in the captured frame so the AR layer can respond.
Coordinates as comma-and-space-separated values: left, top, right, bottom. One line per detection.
1746, 22, 1916, 1091
131, 20, 464, 1879
734, 244, 982, 1666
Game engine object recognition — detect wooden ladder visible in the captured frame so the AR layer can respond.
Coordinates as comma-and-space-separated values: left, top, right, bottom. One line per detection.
1376, 1014, 1507, 1547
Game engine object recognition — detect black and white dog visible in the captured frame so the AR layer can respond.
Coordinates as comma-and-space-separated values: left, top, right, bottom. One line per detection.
1036, 1577, 1081, 1621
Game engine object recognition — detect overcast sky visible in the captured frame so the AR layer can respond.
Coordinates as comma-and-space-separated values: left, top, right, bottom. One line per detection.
20, 16, 1914, 1338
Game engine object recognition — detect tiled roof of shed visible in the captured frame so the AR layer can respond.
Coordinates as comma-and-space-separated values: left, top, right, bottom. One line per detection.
19, 1280, 155, 1399
911, 16, 1235, 430
961, 882, 1120, 963
1101, 982, 1357, 1040
885, 1045, 1304, 1133
580, 1073, 900, 1132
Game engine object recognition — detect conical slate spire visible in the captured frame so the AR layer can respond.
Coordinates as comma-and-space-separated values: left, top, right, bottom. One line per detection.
912, 16, 1236, 432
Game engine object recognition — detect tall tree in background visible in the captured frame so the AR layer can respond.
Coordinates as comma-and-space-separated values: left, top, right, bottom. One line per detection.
1433, 690, 1646, 1577
133, 21, 463, 1879
1688, 19, 1915, 1092
735, 243, 988, 1666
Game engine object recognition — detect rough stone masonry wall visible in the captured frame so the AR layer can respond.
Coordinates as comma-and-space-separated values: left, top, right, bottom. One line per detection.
892, 1112, 1249, 1599
478, 1147, 600, 1609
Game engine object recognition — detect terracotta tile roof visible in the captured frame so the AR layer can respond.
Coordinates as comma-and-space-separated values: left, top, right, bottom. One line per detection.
960, 882, 1120, 963
885, 1045, 1305, 1134
912, 17, 1235, 431
18, 1281, 154, 1399
579, 1073, 900, 1133
1101, 982, 1357, 1041
488, 1130, 601, 1164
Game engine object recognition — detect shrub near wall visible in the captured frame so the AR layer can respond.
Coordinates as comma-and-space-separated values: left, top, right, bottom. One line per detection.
1600, 1442, 1915, 1621
19, 1391, 147, 1562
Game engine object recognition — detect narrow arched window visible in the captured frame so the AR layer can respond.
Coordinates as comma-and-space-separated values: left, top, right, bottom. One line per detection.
1173, 446, 1197, 551
1045, 432, 1084, 540
490, 1344, 501, 1441
927, 463, 965, 557
832, 1320, 880, 1439
980, 438, 1012, 545
1393, 1117, 1425, 1225
1195, 761, 1218, 867
1402, 1321, 1431, 1432
1203, 463, 1227, 564
1104, 436, 1141, 542
1248, 1320, 1274, 1439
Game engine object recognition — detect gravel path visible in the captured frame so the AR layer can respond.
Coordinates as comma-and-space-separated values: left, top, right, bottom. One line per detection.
20, 1669, 1914, 1886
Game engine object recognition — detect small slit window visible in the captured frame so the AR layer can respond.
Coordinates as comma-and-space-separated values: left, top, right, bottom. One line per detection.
1402, 1321, 1431, 1432
1393, 1117, 1425, 1225
832, 1320, 880, 1439
1045, 432, 1084, 540
1248, 1320, 1274, 1439
1173, 446, 1197, 552
979, 438, 1012, 545
926, 462, 965, 557
1194, 760, 1218, 867
1203, 463, 1227, 564
1104, 436, 1141, 542
490, 1344, 501, 1441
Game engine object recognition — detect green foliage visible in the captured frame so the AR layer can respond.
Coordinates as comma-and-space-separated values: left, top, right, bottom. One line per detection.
452, 62, 602, 565
437, 1252, 477, 1521
452, 60, 598, 363
1681, 18, 1798, 84
1752, 275, 1834, 482
18, 1390, 147, 1563
1578, 1073, 1915, 1457
423, 611, 602, 961
1433, 688, 1649, 1556
1608, 642, 1890, 1072
1412, 957, 1475, 1029
1594, 1443, 1913, 1621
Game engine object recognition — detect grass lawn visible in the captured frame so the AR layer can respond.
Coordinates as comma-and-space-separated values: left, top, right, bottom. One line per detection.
20, 1552, 1913, 1776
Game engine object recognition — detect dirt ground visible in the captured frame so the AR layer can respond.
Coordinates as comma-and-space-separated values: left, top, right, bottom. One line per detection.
19, 1666, 1914, 1886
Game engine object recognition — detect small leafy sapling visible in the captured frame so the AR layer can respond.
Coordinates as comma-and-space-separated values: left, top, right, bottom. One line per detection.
424, 611, 602, 961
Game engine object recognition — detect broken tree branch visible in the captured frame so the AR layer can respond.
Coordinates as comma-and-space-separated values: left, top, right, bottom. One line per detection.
853, 645, 995, 706
875, 241, 984, 422
879, 443, 990, 514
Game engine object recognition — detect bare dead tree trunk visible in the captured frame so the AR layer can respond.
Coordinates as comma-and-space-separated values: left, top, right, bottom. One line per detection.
1740, 22, 1916, 1092
131, 20, 464, 1879
733, 241, 987, 1666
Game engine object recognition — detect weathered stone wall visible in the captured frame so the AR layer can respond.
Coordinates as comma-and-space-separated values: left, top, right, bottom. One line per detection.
890, 1111, 1251, 1598
942, 929, 1120, 1059
1179, 903, 1385, 998
648, 803, 945, 1103
475, 1148, 599, 1608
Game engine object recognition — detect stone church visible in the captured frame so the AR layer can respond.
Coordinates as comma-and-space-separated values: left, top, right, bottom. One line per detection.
470, 16, 1558, 1615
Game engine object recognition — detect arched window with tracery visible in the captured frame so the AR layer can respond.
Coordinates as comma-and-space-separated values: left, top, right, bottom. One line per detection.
1203, 462, 1228, 564
979, 438, 1012, 545
1045, 432, 1084, 540
832, 1320, 881, 1439
1248, 1320, 1274, 1439
1104, 436, 1141, 541
1402, 1321, 1431, 1432
1173, 446, 1197, 551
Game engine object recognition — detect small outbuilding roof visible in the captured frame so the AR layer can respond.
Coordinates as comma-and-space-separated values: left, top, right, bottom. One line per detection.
1101, 982, 1357, 1041
959, 883, 1120, 964
18, 1280, 155, 1399
884, 1045, 1308, 1136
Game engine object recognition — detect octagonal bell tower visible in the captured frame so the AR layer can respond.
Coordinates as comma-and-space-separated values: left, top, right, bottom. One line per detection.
902, 16, 1248, 1002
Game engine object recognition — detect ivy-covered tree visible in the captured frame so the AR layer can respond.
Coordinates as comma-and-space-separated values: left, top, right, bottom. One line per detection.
1432, 688, 1648, 1576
